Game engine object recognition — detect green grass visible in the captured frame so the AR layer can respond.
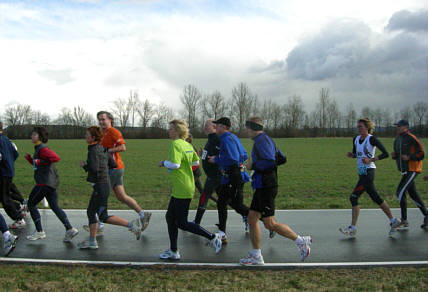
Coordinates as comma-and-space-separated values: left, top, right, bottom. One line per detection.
0, 264, 427, 291
12, 137, 428, 210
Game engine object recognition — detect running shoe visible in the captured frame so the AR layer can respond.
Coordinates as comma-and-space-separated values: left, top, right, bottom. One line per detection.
421, 216, 428, 230
159, 249, 181, 260
396, 219, 409, 231
8, 219, 26, 229
209, 233, 222, 253
78, 239, 98, 249
297, 236, 312, 261
221, 233, 228, 244
339, 226, 357, 237
83, 224, 104, 236
239, 252, 265, 266
129, 219, 142, 240
21, 199, 28, 212
63, 227, 79, 242
388, 218, 401, 236
243, 216, 249, 233
140, 211, 152, 232
27, 231, 46, 241
269, 230, 276, 239
3, 234, 18, 256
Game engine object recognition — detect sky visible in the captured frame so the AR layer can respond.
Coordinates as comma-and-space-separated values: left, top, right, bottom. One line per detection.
1, 0, 427, 119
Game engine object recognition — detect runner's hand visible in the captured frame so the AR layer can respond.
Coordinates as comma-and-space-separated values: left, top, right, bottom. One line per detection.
346, 152, 353, 158
158, 160, 164, 167
423, 176, 428, 181
362, 157, 371, 164
391, 152, 396, 159
207, 156, 215, 163
401, 154, 410, 161
79, 160, 85, 168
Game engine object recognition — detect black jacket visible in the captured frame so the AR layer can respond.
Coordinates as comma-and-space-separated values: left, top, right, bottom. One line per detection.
83, 144, 117, 184
201, 133, 221, 178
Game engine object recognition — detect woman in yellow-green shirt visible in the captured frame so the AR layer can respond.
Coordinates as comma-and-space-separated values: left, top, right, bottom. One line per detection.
158, 119, 222, 260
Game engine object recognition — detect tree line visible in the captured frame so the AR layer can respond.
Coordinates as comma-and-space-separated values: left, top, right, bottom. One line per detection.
1, 83, 427, 139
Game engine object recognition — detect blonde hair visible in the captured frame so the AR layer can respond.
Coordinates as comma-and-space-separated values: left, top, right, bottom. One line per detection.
358, 118, 375, 134
169, 119, 189, 139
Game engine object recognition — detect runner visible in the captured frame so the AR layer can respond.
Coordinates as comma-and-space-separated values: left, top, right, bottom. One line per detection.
239, 117, 311, 265
78, 126, 141, 249
185, 133, 204, 195
339, 118, 400, 237
0, 213, 18, 256
158, 119, 222, 260
86, 111, 151, 235
24, 126, 78, 242
207, 117, 250, 243
391, 119, 427, 230
193, 119, 222, 225
0, 121, 26, 229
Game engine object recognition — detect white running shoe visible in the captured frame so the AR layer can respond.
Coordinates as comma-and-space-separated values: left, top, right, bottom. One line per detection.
3, 234, 18, 256
129, 219, 142, 240
63, 227, 79, 242
239, 252, 265, 266
389, 218, 401, 236
78, 239, 98, 249
339, 226, 357, 237
297, 236, 312, 261
209, 233, 222, 253
83, 224, 104, 236
42, 197, 49, 207
140, 212, 152, 232
8, 219, 26, 229
27, 231, 46, 241
159, 249, 181, 260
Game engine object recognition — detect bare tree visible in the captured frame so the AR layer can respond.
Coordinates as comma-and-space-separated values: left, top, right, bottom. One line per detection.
326, 99, 340, 135
72, 106, 94, 126
231, 82, 254, 132
345, 103, 357, 130
317, 88, 330, 131
413, 101, 427, 131
400, 106, 412, 124
152, 103, 174, 129
32, 110, 50, 125
201, 91, 227, 120
286, 95, 305, 129
3, 103, 32, 126
128, 90, 141, 127
111, 98, 131, 127
180, 84, 202, 129
55, 108, 74, 125
361, 106, 374, 120
137, 99, 154, 129
260, 99, 274, 130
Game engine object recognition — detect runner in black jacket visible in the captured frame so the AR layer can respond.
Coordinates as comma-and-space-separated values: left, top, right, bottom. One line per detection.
78, 126, 142, 249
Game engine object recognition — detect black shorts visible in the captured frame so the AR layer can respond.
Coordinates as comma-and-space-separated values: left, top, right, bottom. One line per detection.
250, 187, 277, 218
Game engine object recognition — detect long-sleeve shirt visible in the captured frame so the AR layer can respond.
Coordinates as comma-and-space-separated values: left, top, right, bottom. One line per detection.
213, 131, 249, 184
0, 134, 19, 177
83, 143, 117, 184
251, 132, 277, 189
393, 131, 425, 173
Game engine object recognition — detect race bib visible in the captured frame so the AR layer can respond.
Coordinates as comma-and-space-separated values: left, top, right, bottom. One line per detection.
201, 149, 208, 160
357, 165, 367, 175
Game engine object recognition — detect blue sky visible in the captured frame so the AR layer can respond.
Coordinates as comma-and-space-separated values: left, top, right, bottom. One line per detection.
1, 0, 427, 118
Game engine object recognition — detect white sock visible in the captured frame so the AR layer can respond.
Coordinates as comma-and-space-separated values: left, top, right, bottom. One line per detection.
252, 249, 262, 257
218, 230, 226, 237
350, 225, 356, 230
139, 210, 145, 219
390, 218, 397, 224
98, 222, 104, 228
3, 231, 11, 241
295, 235, 303, 245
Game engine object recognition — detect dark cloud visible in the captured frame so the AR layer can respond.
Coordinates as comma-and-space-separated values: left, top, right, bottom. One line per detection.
386, 10, 428, 32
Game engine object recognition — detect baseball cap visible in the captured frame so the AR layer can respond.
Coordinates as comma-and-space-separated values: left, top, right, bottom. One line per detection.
394, 120, 409, 127
213, 117, 231, 127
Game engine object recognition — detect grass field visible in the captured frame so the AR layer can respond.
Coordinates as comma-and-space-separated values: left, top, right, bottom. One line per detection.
4, 137, 428, 291
0, 264, 427, 291
11, 137, 428, 210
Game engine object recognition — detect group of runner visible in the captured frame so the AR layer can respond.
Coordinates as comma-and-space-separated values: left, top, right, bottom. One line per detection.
0, 113, 426, 265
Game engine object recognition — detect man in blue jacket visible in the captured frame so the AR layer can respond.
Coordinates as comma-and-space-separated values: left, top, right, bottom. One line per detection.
208, 117, 250, 243
239, 117, 312, 265
0, 121, 19, 255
